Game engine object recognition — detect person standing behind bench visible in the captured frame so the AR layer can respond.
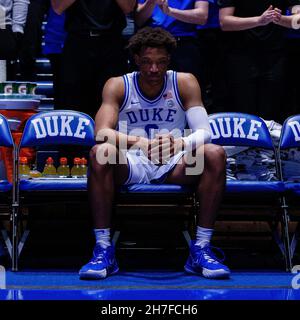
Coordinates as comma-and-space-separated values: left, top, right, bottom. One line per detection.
218, 0, 300, 122
135, 0, 209, 101
51, 0, 136, 117
0, 0, 29, 63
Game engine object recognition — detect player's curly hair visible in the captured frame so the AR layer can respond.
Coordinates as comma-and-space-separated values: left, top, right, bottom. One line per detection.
127, 27, 177, 56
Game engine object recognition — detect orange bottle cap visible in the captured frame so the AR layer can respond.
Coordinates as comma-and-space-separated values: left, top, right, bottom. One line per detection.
19, 157, 28, 164
81, 157, 87, 165
60, 157, 68, 165
46, 157, 54, 164
74, 157, 81, 165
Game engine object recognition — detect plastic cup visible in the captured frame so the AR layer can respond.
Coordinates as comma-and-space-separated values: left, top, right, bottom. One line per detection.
0, 82, 13, 94
27, 82, 37, 95
12, 82, 28, 94
18, 82, 28, 94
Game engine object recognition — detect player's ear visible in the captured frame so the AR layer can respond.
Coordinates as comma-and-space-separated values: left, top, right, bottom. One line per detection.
134, 54, 140, 66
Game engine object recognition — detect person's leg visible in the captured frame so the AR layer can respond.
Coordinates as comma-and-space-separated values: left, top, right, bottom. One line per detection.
0, 29, 17, 60
79, 143, 129, 279
166, 144, 226, 227
165, 144, 230, 278
210, 29, 229, 113
170, 38, 206, 102
18, 0, 49, 80
226, 52, 258, 114
47, 53, 63, 109
257, 51, 286, 123
88, 144, 129, 228
96, 35, 128, 117
0, 29, 18, 79
60, 34, 96, 114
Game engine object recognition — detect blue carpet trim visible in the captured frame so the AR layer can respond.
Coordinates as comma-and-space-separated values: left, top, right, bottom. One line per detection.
0, 288, 300, 300
3, 270, 296, 288
1, 270, 299, 300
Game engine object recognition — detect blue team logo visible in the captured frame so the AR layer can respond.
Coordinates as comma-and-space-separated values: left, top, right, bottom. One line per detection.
163, 91, 175, 108
166, 99, 175, 108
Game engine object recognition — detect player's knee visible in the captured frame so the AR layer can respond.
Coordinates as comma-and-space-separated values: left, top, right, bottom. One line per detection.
90, 143, 118, 168
204, 144, 226, 169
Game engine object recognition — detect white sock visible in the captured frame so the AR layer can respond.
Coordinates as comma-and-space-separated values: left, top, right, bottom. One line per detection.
94, 228, 111, 249
195, 226, 213, 248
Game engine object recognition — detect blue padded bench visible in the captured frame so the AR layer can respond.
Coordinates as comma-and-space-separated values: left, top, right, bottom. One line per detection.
0, 180, 12, 193
0, 113, 15, 267
278, 114, 300, 261
0, 114, 14, 194
119, 183, 194, 194
284, 182, 300, 197
19, 178, 87, 192
209, 112, 292, 271
225, 180, 285, 195
14, 110, 95, 270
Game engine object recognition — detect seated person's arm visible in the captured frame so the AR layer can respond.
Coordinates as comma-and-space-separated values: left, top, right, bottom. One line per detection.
95, 77, 148, 151
51, 0, 76, 15
135, 0, 157, 27
115, 0, 136, 15
177, 73, 211, 151
160, 0, 209, 25
274, 5, 300, 28
219, 6, 277, 31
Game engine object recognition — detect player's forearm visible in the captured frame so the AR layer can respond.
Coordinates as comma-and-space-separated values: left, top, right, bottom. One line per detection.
51, 0, 76, 15
135, 1, 157, 27
220, 15, 261, 31
96, 128, 147, 150
168, 7, 208, 25
275, 14, 298, 28
115, 0, 136, 14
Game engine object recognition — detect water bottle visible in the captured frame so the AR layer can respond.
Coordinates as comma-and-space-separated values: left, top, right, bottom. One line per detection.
57, 157, 70, 178
42, 157, 57, 177
71, 157, 82, 178
80, 157, 88, 178
19, 157, 30, 179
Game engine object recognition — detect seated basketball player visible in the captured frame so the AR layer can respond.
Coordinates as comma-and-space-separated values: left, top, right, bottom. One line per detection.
79, 27, 230, 280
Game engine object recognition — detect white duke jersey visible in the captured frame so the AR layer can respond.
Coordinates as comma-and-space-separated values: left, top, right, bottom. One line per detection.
118, 70, 186, 139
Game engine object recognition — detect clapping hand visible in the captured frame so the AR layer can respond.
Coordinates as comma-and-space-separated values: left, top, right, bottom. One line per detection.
258, 5, 282, 26
157, 0, 171, 15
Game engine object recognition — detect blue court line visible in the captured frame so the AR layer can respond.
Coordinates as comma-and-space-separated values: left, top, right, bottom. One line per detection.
3, 270, 296, 289
0, 288, 300, 300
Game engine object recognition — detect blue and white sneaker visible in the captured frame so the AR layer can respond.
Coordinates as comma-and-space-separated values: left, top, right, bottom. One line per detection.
79, 244, 119, 280
184, 241, 230, 279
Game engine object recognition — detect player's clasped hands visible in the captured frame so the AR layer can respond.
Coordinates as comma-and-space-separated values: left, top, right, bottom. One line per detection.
143, 133, 184, 165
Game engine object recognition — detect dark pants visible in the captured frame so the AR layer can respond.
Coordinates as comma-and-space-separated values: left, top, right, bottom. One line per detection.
225, 49, 286, 122
284, 38, 300, 123
18, 0, 49, 81
47, 53, 63, 109
0, 29, 17, 60
0, 28, 19, 79
59, 32, 128, 117
170, 37, 205, 100
197, 28, 228, 113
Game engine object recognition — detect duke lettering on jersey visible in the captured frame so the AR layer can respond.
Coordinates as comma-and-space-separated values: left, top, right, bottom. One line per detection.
119, 71, 186, 138
288, 121, 300, 142
209, 117, 262, 141
126, 108, 177, 124
31, 115, 90, 139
